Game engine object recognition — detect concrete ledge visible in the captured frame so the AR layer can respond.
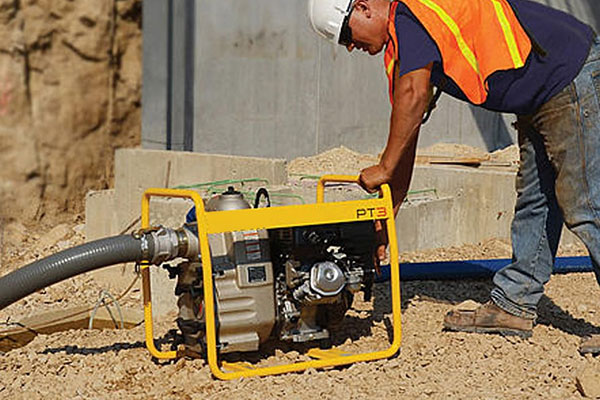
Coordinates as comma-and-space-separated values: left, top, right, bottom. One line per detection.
87, 149, 287, 238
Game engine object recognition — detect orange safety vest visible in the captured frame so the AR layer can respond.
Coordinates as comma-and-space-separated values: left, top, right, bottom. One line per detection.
384, 0, 532, 105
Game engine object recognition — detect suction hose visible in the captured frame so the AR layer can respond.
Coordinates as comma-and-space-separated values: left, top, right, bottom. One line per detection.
0, 235, 155, 311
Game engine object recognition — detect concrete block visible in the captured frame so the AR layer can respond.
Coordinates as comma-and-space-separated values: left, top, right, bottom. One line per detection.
412, 166, 516, 235
409, 165, 585, 250
150, 268, 178, 318
408, 166, 516, 247
145, 197, 192, 316
113, 148, 287, 229
85, 189, 117, 241
396, 197, 455, 252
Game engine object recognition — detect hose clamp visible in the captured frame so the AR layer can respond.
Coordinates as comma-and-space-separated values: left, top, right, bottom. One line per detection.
140, 234, 151, 262
132, 226, 160, 240
176, 228, 189, 257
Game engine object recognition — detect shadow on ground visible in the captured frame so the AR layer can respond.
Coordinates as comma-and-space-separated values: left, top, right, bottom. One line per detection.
37, 277, 600, 365
394, 279, 600, 338
41, 330, 180, 361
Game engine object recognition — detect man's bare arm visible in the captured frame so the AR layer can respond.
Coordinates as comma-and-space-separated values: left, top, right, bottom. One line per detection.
359, 62, 433, 212
358, 63, 433, 263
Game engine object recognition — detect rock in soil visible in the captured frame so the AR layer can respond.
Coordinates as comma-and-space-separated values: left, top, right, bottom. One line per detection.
577, 366, 600, 398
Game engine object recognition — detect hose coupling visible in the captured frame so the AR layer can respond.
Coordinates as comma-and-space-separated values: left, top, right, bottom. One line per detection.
144, 226, 200, 265
147, 226, 181, 265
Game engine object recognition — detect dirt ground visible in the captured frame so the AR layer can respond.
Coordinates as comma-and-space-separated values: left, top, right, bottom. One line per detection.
1, 215, 600, 399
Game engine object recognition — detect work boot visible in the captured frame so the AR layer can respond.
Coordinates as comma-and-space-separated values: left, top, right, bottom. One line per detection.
443, 300, 533, 338
580, 335, 600, 355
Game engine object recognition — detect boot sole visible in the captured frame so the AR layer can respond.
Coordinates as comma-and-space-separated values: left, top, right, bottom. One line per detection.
443, 323, 532, 339
579, 346, 600, 355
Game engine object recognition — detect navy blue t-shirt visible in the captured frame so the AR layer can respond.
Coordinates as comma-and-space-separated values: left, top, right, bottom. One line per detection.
394, 0, 595, 115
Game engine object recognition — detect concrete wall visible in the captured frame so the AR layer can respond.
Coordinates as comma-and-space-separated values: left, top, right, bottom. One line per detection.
142, 0, 600, 158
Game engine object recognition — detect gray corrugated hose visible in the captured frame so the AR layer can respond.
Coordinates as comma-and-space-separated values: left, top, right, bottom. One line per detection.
0, 234, 155, 311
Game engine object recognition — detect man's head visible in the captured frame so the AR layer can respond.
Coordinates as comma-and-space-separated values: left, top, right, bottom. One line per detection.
308, 0, 390, 55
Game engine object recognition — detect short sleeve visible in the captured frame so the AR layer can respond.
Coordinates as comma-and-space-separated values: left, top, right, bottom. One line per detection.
394, 3, 441, 77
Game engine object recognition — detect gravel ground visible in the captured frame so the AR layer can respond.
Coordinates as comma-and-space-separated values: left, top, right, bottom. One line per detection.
1, 220, 600, 399
1, 145, 598, 399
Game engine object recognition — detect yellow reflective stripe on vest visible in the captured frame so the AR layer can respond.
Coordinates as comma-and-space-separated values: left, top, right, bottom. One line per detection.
491, 0, 525, 68
386, 59, 395, 75
418, 0, 480, 75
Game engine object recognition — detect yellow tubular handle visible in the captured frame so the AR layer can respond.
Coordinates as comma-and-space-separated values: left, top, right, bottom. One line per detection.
317, 174, 391, 203
317, 174, 360, 203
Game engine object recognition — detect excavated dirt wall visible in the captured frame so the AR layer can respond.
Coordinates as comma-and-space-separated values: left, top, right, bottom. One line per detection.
0, 0, 141, 225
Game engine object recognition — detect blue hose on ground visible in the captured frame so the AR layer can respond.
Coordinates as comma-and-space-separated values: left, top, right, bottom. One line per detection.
375, 256, 593, 282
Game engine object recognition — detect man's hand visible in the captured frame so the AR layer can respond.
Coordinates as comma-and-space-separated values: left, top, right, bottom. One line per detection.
358, 164, 391, 194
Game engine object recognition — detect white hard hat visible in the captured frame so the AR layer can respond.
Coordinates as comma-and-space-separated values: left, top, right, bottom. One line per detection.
308, 0, 354, 45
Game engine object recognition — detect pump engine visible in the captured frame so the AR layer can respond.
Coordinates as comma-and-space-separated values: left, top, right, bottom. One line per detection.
172, 187, 375, 355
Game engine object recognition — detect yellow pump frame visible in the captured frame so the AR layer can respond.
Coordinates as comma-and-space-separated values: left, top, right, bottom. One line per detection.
140, 175, 402, 379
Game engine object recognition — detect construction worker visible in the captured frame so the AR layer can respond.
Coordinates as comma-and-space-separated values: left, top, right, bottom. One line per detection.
308, 0, 600, 354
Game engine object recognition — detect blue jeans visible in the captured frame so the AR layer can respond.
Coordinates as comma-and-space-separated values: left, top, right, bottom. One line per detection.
491, 36, 600, 320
